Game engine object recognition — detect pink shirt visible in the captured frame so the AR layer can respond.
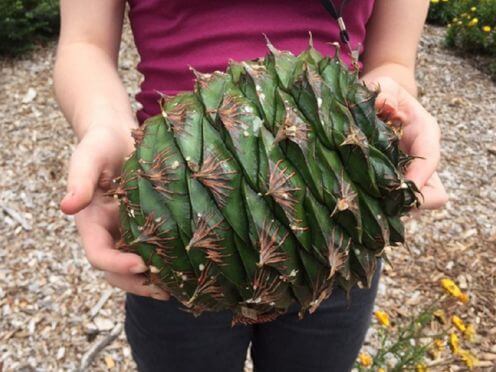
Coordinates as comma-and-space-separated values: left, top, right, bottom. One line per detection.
127, 0, 376, 123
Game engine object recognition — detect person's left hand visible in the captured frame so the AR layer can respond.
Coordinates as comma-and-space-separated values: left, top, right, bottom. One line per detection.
362, 76, 448, 210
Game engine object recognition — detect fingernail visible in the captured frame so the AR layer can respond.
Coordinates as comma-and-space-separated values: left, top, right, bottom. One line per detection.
130, 263, 148, 274
151, 292, 170, 301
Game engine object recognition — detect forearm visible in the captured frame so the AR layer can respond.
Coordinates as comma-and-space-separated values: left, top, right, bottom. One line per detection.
360, 62, 418, 97
359, 0, 428, 98
53, 42, 137, 140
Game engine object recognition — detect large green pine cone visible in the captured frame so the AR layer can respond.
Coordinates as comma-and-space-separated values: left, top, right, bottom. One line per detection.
112, 40, 419, 325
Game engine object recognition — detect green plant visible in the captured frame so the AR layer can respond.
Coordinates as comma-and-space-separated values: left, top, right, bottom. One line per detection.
446, 0, 496, 56
489, 60, 496, 76
427, 0, 466, 25
355, 278, 479, 371
427, 0, 496, 79
0, 0, 59, 56
110, 40, 419, 324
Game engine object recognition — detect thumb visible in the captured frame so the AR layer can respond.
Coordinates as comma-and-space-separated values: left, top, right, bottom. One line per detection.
60, 135, 105, 215
375, 91, 407, 124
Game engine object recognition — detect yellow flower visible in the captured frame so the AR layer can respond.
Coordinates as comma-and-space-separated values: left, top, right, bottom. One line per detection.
458, 349, 478, 370
430, 0, 439, 3
458, 292, 469, 304
434, 338, 445, 351
433, 309, 447, 324
374, 310, 390, 327
429, 338, 445, 359
441, 278, 461, 296
449, 333, 460, 354
463, 324, 476, 342
440, 278, 468, 303
483, 26, 492, 33
471, 6, 477, 12
468, 18, 479, 27
416, 363, 428, 372
358, 352, 373, 367
378, 369, 386, 372
451, 315, 466, 332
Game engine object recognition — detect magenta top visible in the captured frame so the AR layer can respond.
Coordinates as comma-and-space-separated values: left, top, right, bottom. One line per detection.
127, 0, 376, 124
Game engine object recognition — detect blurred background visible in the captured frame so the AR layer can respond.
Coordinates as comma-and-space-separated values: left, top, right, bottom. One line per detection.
0, 0, 495, 370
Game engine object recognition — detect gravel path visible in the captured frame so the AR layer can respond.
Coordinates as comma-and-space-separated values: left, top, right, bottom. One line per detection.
0, 25, 494, 371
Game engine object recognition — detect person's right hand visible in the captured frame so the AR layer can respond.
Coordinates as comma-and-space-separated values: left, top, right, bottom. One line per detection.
60, 123, 170, 301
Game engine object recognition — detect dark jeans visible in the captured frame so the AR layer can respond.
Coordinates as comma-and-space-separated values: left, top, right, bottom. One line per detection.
125, 258, 382, 372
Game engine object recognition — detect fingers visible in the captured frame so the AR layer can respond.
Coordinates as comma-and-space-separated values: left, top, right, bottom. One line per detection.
365, 76, 407, 124
75, 195, 169, 301
418, 172, 449, 210
105, 272, 170, 300
76, 211, 148, 274
403, 107, 441, 190
365, 76, 446, 210
377, 84, 441, 192
375, 92, 408, 124
60, 134, 106, 215
375, 90, 440, 191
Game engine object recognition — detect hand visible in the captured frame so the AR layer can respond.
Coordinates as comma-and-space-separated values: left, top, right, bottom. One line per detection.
60, 123, 170, 300
363, 76, 448, 210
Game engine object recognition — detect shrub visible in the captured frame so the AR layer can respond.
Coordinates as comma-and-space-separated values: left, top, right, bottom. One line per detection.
446, 0, 496, 56
427, 0, 496, 79
0, 0, 60, 56
427, 0, 467, 25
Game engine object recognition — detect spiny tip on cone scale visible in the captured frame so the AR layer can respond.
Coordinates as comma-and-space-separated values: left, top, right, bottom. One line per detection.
308, 31, 314, 48
368, 81, 383, 98
362, 80, 381, 98
155, 89, 172, 106
156, 91, 174, 124
263, 33, 279, 55
189, 65, 214, 90
263, 34, 299, 62
188, 64, 203, 80
369, 87, 381, 106
131, 127, 145, 147
189, 65, 222, 83
227, 58, 236, 72
328, 41, 341, 59
241, 60, 253, 73
227, 59, 246, 83
349, 51, 361, 74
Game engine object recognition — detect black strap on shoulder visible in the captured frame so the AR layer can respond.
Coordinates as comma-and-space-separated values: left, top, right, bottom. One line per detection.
320, 0, 340, 19
319, 0, 350, 45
